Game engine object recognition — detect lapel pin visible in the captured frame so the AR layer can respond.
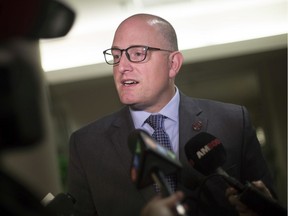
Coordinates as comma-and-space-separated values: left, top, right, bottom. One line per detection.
192, 120, 203, 131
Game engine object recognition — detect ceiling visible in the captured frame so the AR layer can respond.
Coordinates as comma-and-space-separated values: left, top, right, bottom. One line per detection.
40, 0, 287, 83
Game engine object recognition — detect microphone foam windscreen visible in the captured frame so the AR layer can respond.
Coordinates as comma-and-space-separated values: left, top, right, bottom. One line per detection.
184, 132, 226, 175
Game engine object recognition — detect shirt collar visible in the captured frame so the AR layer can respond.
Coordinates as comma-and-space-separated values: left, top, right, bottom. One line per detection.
130, 87, 180, 128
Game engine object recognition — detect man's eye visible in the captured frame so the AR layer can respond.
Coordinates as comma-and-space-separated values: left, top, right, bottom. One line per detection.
135, 51, 144, 56
113, 54, 120, 59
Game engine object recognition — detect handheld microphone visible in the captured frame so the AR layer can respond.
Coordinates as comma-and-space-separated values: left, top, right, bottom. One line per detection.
41, 192, 76, 216
128, 129, 187, 216
128, 129, 181, 191
184, 132, 287, 216
184, 132, 244, 191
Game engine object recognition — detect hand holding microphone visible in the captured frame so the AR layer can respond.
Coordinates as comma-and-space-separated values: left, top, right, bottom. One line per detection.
140, 191, 185, 216
41, 192, 76, 216
226, 181, 272, 216
184, 132, 287, 216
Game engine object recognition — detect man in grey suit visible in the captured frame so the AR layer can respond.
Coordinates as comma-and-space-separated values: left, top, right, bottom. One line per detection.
67, 13, 275, 216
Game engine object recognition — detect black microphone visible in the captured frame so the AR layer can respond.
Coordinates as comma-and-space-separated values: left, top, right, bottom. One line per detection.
184, 132, 244, 191
128, 129, 187, 216
41, 192, 76, 216
184, 132, 287, 216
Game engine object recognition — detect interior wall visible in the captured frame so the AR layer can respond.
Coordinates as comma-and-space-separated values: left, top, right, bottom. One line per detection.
49, 48, 287, 205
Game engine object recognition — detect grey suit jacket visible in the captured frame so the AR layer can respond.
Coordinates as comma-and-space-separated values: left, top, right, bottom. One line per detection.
68, 92, 274, 216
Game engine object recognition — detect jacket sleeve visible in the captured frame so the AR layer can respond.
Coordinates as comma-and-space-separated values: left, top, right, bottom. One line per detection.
240, 106, 276, 197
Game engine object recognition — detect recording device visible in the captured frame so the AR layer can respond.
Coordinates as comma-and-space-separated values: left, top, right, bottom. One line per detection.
0, 0, 75, 150
0, 1, 76, 215
128, 129, 181, 193
42, 192, 76, 216
128, 129, 187, 216
1, 0, 75, 39
184, 132, 287, 216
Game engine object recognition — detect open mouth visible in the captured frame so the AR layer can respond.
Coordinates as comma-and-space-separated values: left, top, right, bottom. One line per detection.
122, 80, 139, 86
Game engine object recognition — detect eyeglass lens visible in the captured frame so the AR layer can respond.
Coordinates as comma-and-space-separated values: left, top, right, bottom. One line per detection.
104, 46, 148, 65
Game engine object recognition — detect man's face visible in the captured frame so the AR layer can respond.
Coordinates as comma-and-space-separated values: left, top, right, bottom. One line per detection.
111, 18, 175, 113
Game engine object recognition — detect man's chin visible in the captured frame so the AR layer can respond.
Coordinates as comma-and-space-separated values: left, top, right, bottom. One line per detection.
120, 97, 137, 106
127, 103, 144, 111
120, 98, 146, 110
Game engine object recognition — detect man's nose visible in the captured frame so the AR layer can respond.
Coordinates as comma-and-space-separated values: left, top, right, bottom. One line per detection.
118, 52, 132, 72
118, 52, 130, 65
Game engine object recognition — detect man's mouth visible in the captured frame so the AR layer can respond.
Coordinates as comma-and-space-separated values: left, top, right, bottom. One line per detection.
122, 80, 139, 86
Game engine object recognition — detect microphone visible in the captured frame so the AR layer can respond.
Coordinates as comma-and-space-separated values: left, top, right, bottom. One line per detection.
128, 129, 187, 216
41, 192, 76, 216
184, 132, 287, 216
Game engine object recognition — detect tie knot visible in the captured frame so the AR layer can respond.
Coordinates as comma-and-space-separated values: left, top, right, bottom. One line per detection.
145, 114, 166, 130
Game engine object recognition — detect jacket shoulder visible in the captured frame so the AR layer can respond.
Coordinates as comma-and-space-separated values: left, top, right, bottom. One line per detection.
72, 106, 130, 135
181, 92, 244, 113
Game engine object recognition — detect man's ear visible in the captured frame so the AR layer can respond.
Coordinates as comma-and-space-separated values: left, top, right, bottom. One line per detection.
169, 51, 184, 78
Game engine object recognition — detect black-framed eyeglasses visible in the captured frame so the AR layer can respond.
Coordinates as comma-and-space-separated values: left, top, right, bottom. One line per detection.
103, 45, 173, 65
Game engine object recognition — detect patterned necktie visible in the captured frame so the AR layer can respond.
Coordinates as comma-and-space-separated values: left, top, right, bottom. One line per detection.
145, 114, 177, 193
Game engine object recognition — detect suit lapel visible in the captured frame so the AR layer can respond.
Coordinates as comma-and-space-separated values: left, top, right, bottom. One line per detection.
178, 93, 208, 189
108, 107, 156, 200
107, 107, 135, 177
178, 93, 208, 161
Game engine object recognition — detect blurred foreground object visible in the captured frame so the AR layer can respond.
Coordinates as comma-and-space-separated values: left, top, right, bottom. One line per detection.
0, 0, 75, 215
0, 0, 75, 149
0, 0, 75, 39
